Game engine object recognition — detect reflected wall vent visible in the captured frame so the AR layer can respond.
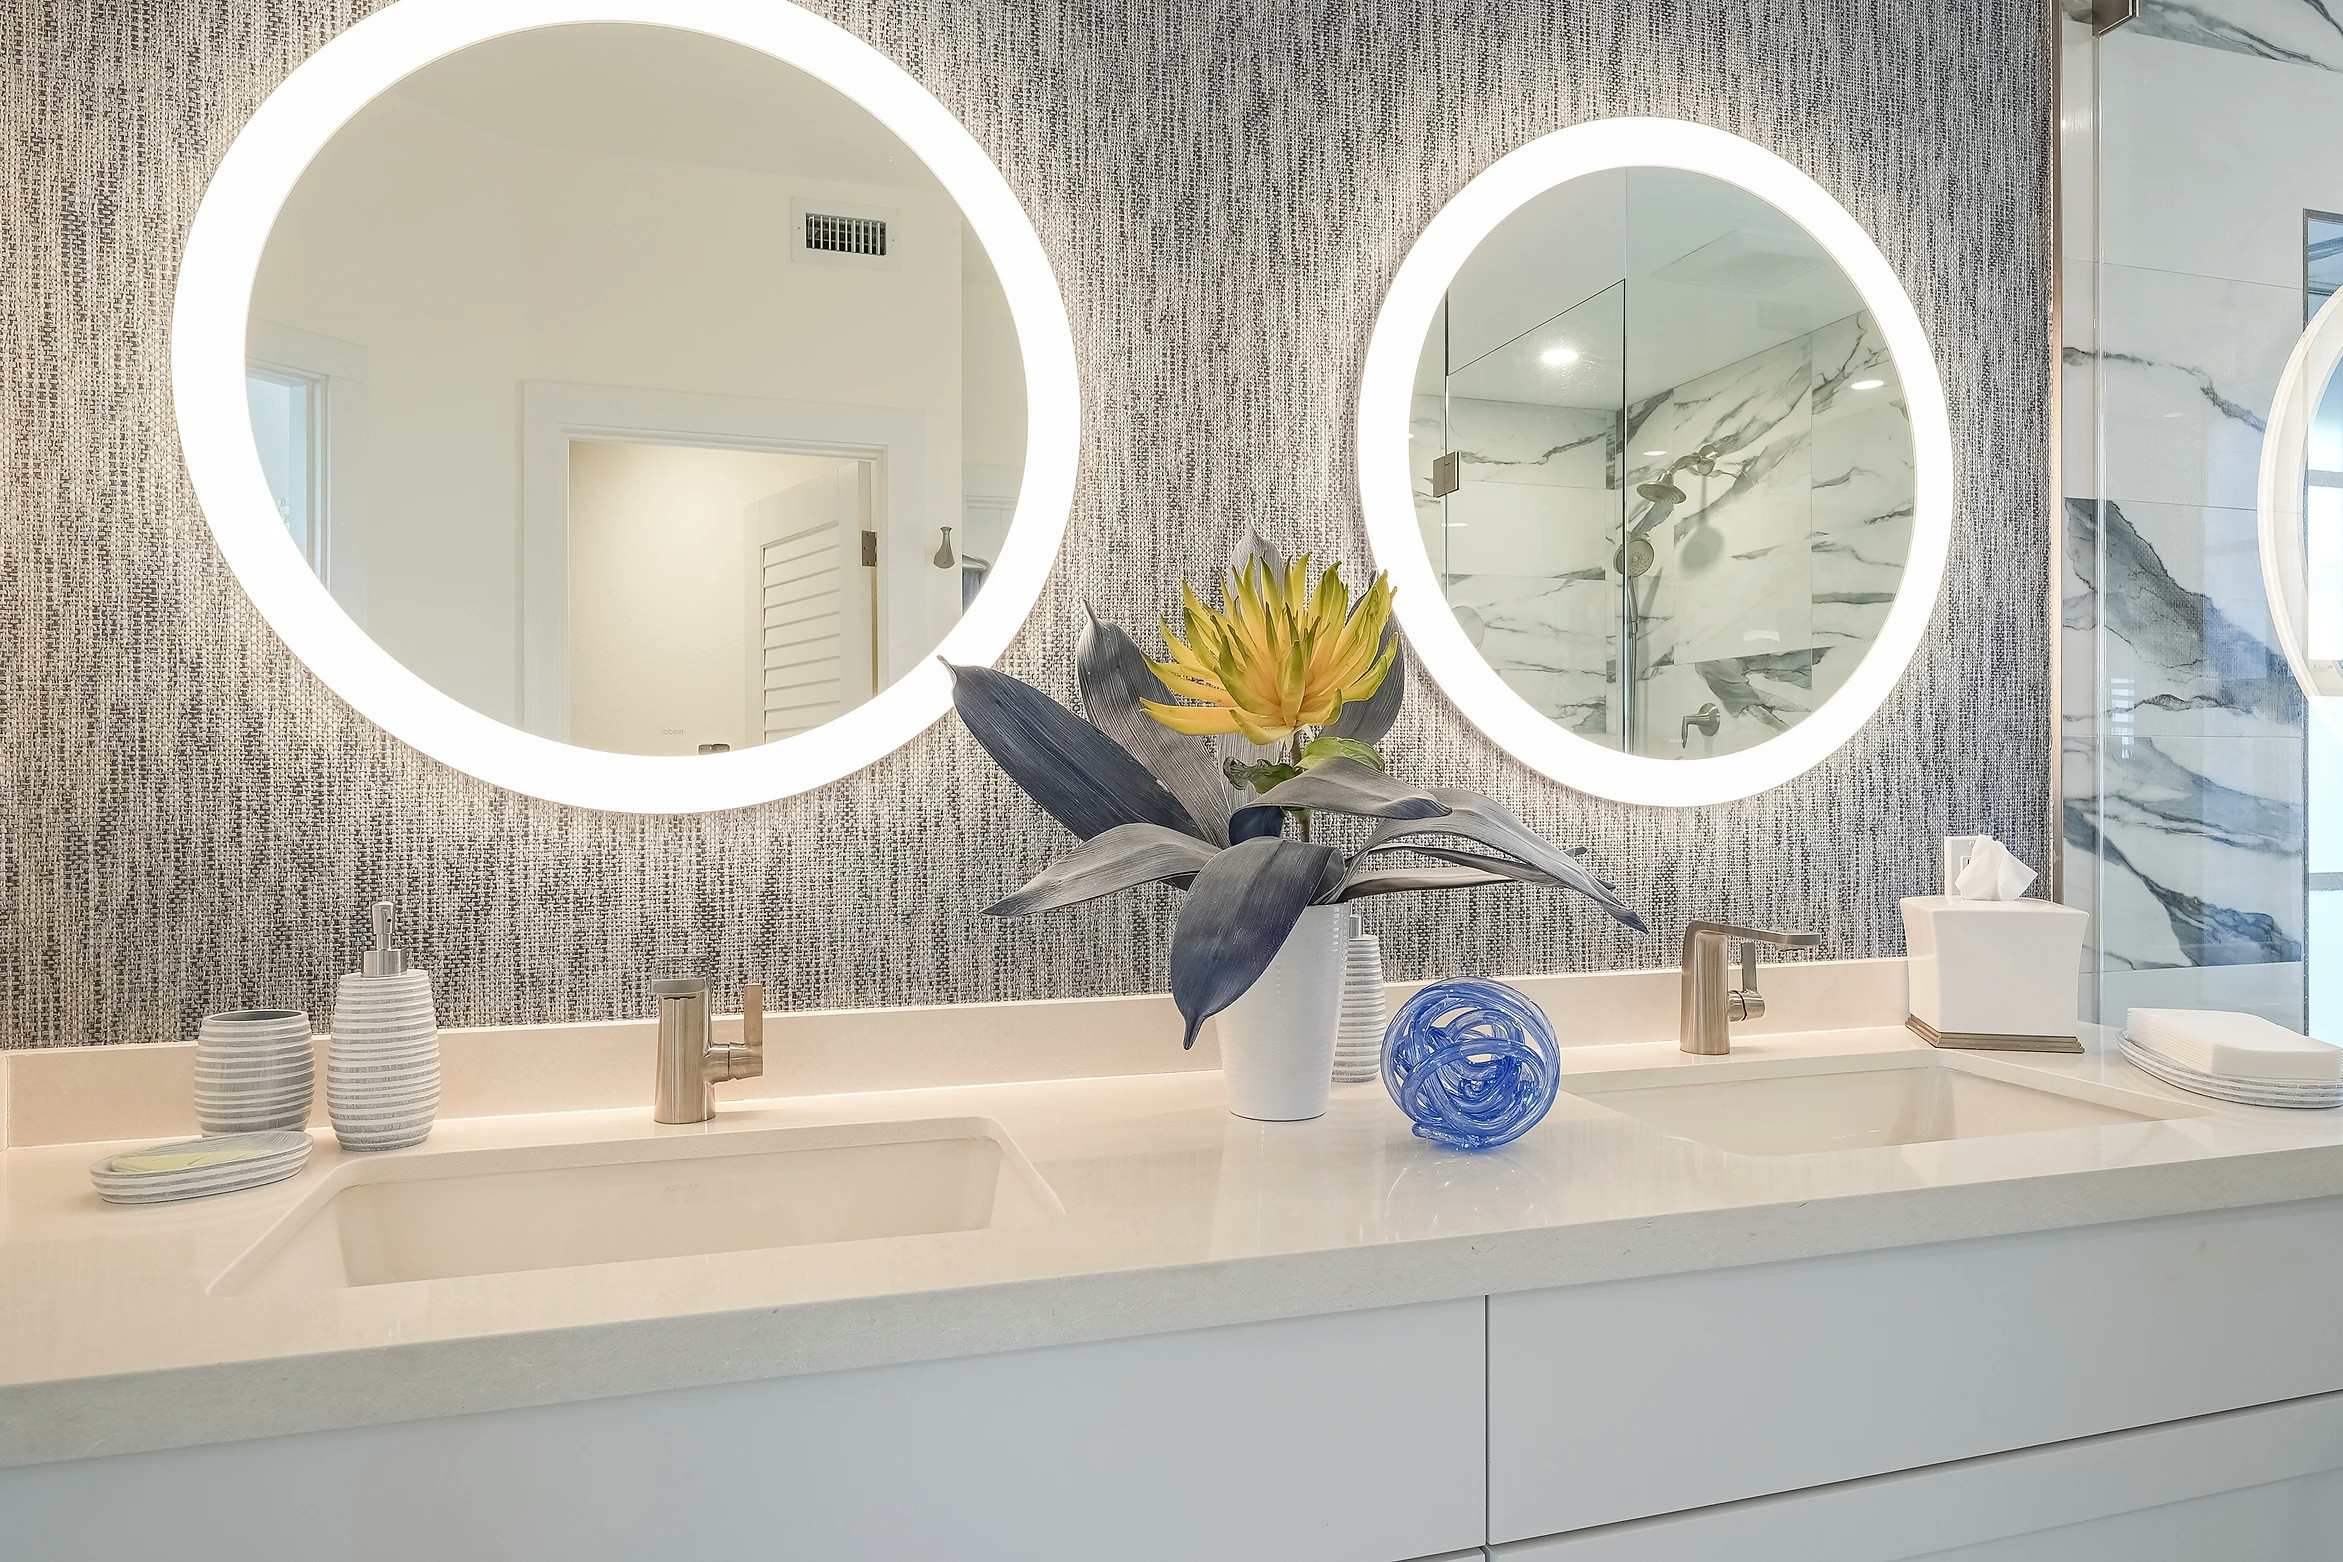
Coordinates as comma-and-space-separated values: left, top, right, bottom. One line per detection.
805, 212, 888, 257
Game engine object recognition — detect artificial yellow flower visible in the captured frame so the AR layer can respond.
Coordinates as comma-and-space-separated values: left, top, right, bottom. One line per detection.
1142, 555, 1397, 745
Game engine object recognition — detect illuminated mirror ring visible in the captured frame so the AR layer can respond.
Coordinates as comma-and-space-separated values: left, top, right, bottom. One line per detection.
2258, 288, 2343, 739
1357, 118, 1953, 807
172, 0, 1079, 813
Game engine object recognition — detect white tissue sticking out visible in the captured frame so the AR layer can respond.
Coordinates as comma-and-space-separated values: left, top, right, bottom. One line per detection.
1948, 836, 2037, 902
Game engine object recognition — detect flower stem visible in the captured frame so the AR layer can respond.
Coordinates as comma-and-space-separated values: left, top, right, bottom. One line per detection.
1289, 734, 1310, 842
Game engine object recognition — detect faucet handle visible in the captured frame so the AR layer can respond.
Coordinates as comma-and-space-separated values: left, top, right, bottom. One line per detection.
713, 982, 765, 1084
1730, 942, 1766, 1022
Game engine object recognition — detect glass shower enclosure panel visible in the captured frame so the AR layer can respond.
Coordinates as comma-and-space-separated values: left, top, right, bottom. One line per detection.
1434, 282, 1630, 746
2062, 4, 2318, 1030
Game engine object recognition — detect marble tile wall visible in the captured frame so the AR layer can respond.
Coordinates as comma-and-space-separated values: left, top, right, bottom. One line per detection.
2063, 7, 2328, 1026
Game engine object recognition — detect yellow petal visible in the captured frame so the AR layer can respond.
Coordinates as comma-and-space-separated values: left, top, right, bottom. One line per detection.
1338, 634, 1398, 702
1231, 708, 1294, 745
1142, 699, 1240, 735
1149, 664, 1231, 704
1156, 623, 1216, 680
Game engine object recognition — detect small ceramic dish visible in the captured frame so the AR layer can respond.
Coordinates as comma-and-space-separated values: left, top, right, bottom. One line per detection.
90, 1131, 313, 1204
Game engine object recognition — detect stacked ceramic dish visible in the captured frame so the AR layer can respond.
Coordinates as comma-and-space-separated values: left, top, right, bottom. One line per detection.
2120, 1007, 2343, 1110
327, 968, 440, 1151
194, 1008, 315, 1134
90, 1130, 311, 1205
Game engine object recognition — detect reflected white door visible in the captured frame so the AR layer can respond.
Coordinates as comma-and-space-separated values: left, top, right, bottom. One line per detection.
748, 463, 875, 742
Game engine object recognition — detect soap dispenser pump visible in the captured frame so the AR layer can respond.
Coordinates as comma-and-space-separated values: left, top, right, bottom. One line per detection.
361, 898, 405, 976
327, 895, 440, 1151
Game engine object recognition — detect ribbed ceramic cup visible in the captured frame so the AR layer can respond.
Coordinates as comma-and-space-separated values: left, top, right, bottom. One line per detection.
1331, 925, 1388, 1085
328, 970, 438, 1152
194, 1009, 314, 1134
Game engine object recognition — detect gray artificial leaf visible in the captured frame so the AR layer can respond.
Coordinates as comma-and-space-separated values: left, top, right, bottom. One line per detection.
1228, 758, 1448, 840
986, 823, 1221, 917
1325, 624, 1405, 745
1076, 609, 1233, 846
1347, 787, 1647, 932
1334, 864, 1516, 901
1169, 836, 1342, 1049
947, 663, 1206, 842
1398, 844, 1574, 888
1227, 526, 1287, 588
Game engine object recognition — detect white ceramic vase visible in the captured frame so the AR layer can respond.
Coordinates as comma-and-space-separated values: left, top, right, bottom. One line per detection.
1216, 903, 1345, 1121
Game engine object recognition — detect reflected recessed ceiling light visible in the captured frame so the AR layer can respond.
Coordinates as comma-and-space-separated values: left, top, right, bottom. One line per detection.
1641, 449, 1667, 456
1540, 346, 1581, 367
1851, 378, 1885, 391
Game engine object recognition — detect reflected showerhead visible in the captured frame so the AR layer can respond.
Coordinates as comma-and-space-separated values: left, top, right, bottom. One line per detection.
1637, 480, 1685, 504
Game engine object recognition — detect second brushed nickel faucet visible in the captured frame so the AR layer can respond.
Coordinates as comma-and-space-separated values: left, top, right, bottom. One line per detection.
1680, 922, 1822, 1055
651, 976, 764, 1123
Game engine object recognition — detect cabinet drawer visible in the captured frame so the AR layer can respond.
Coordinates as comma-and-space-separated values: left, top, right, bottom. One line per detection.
1489, 1196, 2343, 1541
1499, 1387, 2343, 1561
5, 1298, 1487, 1562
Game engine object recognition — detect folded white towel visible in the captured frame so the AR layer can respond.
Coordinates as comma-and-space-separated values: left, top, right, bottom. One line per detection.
2127, 1008, 2343, 1085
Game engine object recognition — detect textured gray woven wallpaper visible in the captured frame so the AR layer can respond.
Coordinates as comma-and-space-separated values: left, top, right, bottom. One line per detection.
0, 0, 2050, 1048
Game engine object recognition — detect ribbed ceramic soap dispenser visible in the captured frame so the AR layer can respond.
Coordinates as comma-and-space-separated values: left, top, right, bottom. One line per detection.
327, 898, 440, 1151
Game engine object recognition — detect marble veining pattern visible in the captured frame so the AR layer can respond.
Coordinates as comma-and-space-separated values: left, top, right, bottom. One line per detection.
2107, 0, 2343, 73
2063, 497, 2305, 1013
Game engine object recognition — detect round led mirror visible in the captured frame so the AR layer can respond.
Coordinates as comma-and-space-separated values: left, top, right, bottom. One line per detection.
173, 0, 1077, 812
1358, 119, 1953, 806
2260, 287, 2343, 744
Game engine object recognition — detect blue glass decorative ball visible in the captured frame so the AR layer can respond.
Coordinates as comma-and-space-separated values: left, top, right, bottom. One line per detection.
1382, 979, 1561, 1151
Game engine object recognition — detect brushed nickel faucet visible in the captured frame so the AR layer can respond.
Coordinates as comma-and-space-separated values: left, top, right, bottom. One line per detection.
652, 977, 764, 1123
1680, 922, 1822, 1055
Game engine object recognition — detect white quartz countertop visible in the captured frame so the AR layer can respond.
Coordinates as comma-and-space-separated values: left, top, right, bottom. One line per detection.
6, 1012, 2343, 1470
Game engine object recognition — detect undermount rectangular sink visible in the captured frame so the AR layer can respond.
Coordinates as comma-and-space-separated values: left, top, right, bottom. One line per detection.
217, 1117, 1060, 1294
1568, 1051, 2203, 1157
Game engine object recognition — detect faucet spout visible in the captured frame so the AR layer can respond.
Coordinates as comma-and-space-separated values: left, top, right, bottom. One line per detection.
1679, 922, 1821, 1056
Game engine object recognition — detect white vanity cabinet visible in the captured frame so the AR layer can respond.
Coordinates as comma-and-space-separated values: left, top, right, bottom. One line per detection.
1487, 1196, 2343, 1554
18, 1202, 2343, 1560
1, 1298, 1486, 1562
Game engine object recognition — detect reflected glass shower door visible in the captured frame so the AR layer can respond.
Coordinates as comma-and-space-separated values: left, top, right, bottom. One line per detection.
1436, 282, 1631, 747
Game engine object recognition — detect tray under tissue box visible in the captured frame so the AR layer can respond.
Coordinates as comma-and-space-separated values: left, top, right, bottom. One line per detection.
1900, 896, 2090, 1052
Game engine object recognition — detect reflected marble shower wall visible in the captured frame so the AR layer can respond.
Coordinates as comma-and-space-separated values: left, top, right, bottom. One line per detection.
2061, 4, 2320, 1028
1623, 310, 1911, 756
1417, 311, 1911, 757
1428, 392, 1621, 734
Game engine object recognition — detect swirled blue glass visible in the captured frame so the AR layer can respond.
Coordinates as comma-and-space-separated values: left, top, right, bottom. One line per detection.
1381, 979, 1560, 1151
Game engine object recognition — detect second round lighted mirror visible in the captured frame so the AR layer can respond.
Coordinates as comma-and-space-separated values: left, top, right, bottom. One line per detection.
1359, 119, 1953, 806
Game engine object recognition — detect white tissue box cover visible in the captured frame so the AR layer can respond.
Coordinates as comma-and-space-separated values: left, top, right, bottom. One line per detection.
2127, 1008, 2343, 1084
1901, 896, 2089, 1040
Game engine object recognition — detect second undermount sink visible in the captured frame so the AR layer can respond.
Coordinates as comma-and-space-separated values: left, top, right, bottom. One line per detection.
216, 1116, 1060, 1294
1568, 1050, 2205, 1157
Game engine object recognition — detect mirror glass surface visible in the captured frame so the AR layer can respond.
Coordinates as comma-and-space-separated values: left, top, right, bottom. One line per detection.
1408, 167, 1916, 759
243, 23, 1028, 758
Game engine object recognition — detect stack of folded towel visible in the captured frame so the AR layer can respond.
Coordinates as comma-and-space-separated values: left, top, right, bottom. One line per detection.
2121, 1009, 2343, 1109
